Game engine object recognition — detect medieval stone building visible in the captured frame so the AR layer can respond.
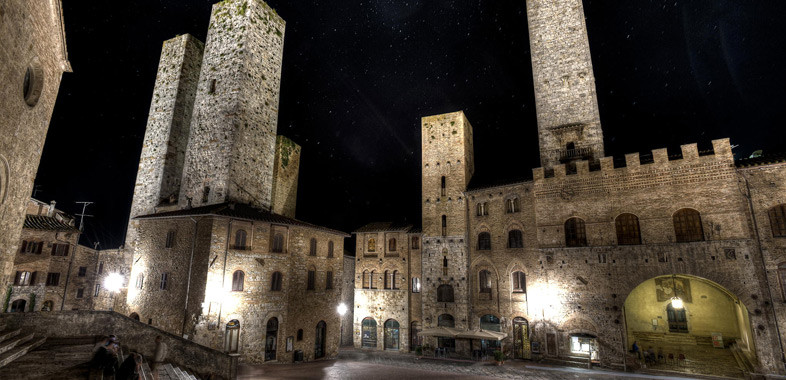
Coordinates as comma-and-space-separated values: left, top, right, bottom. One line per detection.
353, 0, 786, 377
0, 0, 71, 288
122, 0, 348, 364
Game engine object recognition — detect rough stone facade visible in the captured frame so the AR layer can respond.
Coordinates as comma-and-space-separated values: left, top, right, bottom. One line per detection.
0, 0, 70, 287
340, 253, 355, 346
271, 135, 301, 219
526, 0, 603, 170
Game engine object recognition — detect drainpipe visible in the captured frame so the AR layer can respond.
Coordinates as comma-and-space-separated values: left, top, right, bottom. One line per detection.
744, 176, 786, 371
217, 219, 233, 326
181, 217, 201, 338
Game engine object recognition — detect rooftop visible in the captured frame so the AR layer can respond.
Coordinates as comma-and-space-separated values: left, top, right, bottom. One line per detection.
353, 222, 419, 234
24, 215, 78, 232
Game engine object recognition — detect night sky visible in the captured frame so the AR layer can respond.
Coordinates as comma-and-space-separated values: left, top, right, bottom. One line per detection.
35, 1, 786, 250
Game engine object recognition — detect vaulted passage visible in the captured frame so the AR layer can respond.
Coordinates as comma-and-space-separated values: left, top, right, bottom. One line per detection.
623, 275, 754, 378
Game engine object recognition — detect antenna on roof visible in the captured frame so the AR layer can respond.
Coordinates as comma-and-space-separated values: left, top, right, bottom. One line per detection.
75, 201, 94, 232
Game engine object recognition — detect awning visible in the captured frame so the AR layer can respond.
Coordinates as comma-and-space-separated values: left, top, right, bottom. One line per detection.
456, 329, 508, 341
417, 327, 463, 338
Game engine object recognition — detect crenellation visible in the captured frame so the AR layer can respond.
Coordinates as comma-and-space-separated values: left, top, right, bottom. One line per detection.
652, 148, 669, 164
681, 143, 699, 160
624, 153, 640, 169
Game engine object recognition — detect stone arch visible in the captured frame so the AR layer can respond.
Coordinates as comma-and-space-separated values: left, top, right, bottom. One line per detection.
561, 316, 600, 336
470, 258, 500, 301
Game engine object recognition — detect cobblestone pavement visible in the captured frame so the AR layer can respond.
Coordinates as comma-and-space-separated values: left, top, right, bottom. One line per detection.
237, 349, 732, 380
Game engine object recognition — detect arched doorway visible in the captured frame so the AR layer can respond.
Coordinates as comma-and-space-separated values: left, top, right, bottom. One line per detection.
226, 319, 240, 354
129, 312, 140, 321
513, 317, 531, 359
10, 299, 26, 312
315, 321, 326, 359
410, 321, 422, 351
623, 275, 754, 377
437, 314, 455, 352
479, 315, 501, 352
361, 318, 377, 348
265, 318, 278, 361
384, 319, 400, 350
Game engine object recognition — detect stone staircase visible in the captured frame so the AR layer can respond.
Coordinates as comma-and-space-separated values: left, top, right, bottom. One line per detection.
0, 336, 94, 379
0, 323, 46, 369
141, 362, 200, 380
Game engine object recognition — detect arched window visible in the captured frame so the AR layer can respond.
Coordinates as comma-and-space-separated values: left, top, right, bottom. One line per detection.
370, 270, 376, 289
411, 237, 420, 249
478, 232, 491, 250
441, 215, 447, 236
673, 208, 704, 242
508, 230, 523, 248
327, 241, 334, 257
368, 238, 376, 252
272, 233, 284, 253
42, 300, 54, 312
506, 197, 520, 213
480, 314, 501, 332
362, 318, 377, 348
129, 312, 140, 321
10, 299, 26, 313
437, 314, 455, 351
565, 217, 587, 247
479, 270, 492, 293
512, 271, 526, 293
265, 318, 278, 361
437, 284, 454, 302
388, 238, 396, 251
392, 270, 399, 289
13, 271, 31, 286
234, 229, 248, 250
307, 267, 316, 290
615, 213, 641, 245
232, 270, 244, 291
411, 277, 421, 293
384, 270, 391, 289
309, 238, 317, 256
441, 176, 446, 197
384, 319, 400, 350
769, 204, 786, 237
476, 203, 488, 216
362, 270, 370, 289
270, 271, 283, 291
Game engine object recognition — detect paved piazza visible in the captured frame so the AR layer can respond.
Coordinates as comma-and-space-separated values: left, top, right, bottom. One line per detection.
238, 349, 722, 380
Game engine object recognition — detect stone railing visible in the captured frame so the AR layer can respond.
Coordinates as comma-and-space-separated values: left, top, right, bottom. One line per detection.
0, 310, 237, 379
558, 147, 593, 162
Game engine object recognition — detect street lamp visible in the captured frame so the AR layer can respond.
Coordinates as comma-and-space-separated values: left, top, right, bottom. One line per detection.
337, 303, 347, 316
670, 274, 684, 309
104, 273, 123, 311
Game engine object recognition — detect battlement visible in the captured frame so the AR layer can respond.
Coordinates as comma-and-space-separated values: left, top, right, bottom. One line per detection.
533, 138, 734, 181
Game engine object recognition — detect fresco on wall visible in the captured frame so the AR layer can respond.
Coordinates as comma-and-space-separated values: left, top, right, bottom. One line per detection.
655, 277, 692, 303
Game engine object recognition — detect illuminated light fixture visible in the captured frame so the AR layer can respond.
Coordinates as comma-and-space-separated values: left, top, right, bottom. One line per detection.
337, 303, 348, 316
104, 273, 124, 293
670, 274, 684, 309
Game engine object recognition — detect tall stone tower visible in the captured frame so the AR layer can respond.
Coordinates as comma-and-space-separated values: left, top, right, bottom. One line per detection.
526, 0, 604, 170
420, 111, 474, 335
179, 0, 285, 210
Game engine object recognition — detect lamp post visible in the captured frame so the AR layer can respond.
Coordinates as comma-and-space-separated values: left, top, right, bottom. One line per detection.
670, 274, 683, 309
103, 273, 123, 311
337, 303, 348, 346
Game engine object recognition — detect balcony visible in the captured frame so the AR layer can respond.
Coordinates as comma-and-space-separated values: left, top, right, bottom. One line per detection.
559, 147, 593, 163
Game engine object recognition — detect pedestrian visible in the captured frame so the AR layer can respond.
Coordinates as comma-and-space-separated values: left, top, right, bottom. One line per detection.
151, 336, 168, 380
117, 352, 142, 380
102, 342, 121, 380
631, 340, 640, 359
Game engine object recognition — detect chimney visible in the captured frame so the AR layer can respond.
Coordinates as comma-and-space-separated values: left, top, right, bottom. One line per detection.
48, 200, 56, 217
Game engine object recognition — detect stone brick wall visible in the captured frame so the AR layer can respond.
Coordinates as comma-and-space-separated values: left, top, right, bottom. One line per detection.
271, 136, 301, 218
526, 0, 603, 169
0, 311, 237, 380
340, 254, 355, 346
179, 0, 285, 210
92, 248, 134, 313
0, 0, 70, 286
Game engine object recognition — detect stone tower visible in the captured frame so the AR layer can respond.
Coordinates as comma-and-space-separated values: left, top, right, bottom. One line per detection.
420, 111, 473, 334
128, 34, 203, 220
179, 0, 285, 210
271, 135, 301, 219
526, 0, 604, 170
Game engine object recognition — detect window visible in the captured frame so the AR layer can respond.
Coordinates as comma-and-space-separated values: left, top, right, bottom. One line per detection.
392, 270, 399, 289
94, 284, 101, 297
362, 270, 370, 289
368, 238, 376, 252
202, 186, 210, 203
478, 232, 491, 250
411, 277, 421, 293
328, 241, 334, 257
271, 271, 283, 291
370, 270, 376, 289
14, 271, 32, 286
506, 197, 520, 213
441, 215, 447, 236
45, 272, 60, 286
326, 271, 333, 290
565, 218, 587, 247
479, 270, 492, 294
615, 213, 641, 245
437, 314, 455, 351
160, 273, 168, 290
42, 300, 54, 312
307, 268, 316, 290
779, 264, 786, 301
23, 63, 44, 107
673, 208, 704, 242
297, 329, 304, 341
441, 176, 446, 196
232, 270, 245, 291
362, 318, 377, 348
570, 334, 598, 359
388, 238, 396, 252
10, 299, 26, 313
476, 202, 488, 216
209, 79, 217, 94
30, 271, 39, 285
76, 288, 84, 299
442, 255, 448, 276
234, 229, 248, 250
508, 230, 523, 248
77, 266, 87, 277
512, 271, 526, 293
52, 243, 69, 256
98, 262, 104, 274
135, 274, 144, 289
165, 230, 175, 248
272, 233, 284, 253
411, 237, 420, 249
437, 284, 454, 302
769, 205, 786, 237
384, 270, 391, 289
21, 241, 42, 254
309, 238, 317, 256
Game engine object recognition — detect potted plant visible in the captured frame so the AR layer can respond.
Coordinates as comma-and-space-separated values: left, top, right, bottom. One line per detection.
493, 350, 505, 365
415, 345, 423, 357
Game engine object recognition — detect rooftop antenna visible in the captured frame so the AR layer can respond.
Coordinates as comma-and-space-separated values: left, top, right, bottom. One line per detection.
75, 201, 94, 232
32, 185, 42, 198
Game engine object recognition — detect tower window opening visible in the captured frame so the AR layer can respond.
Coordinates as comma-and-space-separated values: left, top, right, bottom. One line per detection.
441, 176, 446, 197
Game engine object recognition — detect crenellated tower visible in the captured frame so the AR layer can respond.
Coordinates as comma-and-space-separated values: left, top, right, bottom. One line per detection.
526, 0, 604, 170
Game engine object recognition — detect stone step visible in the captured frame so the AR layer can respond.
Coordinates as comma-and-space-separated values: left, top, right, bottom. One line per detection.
0, 332, 33, 356
0, 336, 46, 368
0, 329, 22, 346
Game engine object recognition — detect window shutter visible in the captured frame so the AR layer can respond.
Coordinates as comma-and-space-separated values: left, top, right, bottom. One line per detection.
37, 242, 42, 254
64, 245, 69, 256
21, 241, 27, 253
51, 244, 57, 255
30, 271, 37, 285
14, 271, 21, 285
